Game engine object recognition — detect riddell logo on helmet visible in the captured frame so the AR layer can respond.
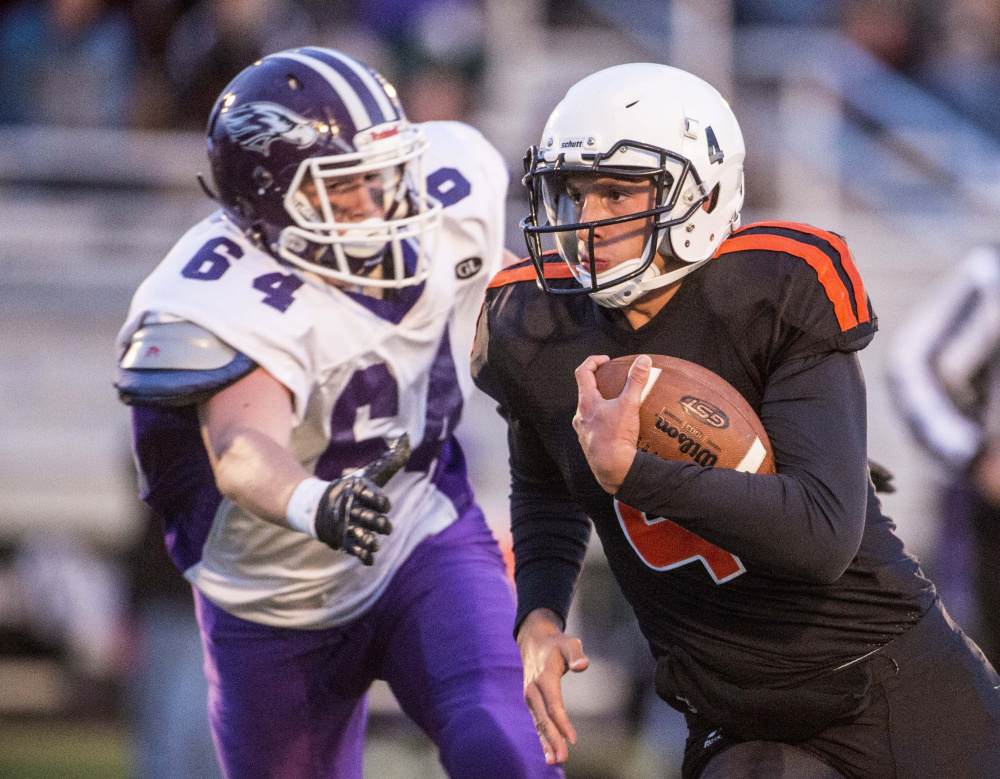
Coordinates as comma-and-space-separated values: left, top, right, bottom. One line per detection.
371, 127, 399, 141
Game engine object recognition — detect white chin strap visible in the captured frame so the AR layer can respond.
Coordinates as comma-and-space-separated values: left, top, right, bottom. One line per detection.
577, 256, 710, 308
337, 217, 391, 260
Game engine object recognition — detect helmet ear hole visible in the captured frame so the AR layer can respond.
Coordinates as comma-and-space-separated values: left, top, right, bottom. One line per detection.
703, 183, 720, 214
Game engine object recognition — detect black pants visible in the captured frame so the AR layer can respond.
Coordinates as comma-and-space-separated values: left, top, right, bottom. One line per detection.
684, 600, 1000, 779
966, 486, 1000, 666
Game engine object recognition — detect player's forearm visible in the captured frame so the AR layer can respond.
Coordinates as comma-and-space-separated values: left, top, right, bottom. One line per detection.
617, 455, 862, 582
616, 351, 869, 583
510, 480, 592, 634
206, 426, 310, 526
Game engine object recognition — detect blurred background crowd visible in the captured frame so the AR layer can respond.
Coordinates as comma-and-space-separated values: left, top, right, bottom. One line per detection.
2, 0, 1000, 777
2, 0, 1000, 136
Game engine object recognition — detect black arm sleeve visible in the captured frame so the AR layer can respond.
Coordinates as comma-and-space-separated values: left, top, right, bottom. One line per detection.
471, 294, 591, 635
615, 350, 869, 584
507, 414, 592, 636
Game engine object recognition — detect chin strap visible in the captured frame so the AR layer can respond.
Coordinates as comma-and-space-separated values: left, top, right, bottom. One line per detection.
578, 256, 711, 309
338, 217, 391, 260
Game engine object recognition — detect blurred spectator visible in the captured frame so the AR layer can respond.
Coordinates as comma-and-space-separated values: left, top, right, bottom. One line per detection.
0, 0, 138, 126
733, 0, 841, 26
843, 0, 939, 76
11, 532, 128, 715
889, 244, 1000, 665
163, 0, 317, 128
127, 0, 197, 129
356, 0, 487, 123
914, 0, 1000, 139
124, 506, 223, 779
542, 0, 604, 27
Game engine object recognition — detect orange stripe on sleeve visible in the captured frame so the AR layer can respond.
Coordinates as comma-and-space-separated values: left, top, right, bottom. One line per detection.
716, 234, 860, 331
747, 221, 869, 324
487, 262, 575, 289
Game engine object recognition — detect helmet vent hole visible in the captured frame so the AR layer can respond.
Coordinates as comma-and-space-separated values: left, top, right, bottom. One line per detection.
287, 75, 303, 90
625, 99, 639, 108
703, 183, 721, 214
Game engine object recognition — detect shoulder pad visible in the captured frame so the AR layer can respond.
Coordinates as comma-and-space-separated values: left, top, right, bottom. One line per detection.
487, 255, 575, 290
115, 321, 257, 407
720, 221, 873, 333
713, 221, 877, 356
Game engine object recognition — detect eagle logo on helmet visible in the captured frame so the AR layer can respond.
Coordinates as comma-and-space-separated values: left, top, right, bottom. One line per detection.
222, 102, 319, 156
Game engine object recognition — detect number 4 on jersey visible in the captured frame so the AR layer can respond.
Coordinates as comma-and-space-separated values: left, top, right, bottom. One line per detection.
614, 500, 745, 583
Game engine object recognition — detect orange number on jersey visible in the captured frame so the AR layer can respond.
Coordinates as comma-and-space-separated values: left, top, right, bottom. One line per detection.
614, 500, 745, 583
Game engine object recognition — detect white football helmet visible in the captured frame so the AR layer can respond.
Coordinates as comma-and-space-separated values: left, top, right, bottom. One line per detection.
522, 63, 745, 307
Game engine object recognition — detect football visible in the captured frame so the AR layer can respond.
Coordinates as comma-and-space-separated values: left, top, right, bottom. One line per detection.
594, 354, 776, 474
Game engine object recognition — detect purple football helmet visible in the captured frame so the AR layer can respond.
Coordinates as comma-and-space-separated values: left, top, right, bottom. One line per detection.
206, 47, 441, 288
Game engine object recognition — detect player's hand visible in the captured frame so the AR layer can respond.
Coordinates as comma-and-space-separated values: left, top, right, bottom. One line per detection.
314, 434, 410, 564
573, 354, 651, 493
517, 608, 589, 765
867, 458, 896, 494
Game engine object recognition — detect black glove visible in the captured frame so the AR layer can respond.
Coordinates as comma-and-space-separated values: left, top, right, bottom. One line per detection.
867, 458, 896, 494
314, 434, 411, 564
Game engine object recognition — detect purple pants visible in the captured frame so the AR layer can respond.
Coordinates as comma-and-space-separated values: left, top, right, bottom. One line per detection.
194, 509, 562, 779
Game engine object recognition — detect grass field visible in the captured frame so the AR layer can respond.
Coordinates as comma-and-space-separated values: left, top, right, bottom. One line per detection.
0, 721, 129, 779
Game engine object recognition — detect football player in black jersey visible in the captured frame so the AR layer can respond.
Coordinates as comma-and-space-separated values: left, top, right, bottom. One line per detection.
471, 63, 1000, 779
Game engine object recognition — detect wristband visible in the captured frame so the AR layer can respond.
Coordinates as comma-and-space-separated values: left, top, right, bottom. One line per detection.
285, 477, 329, 537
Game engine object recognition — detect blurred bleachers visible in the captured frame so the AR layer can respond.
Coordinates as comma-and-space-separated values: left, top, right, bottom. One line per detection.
3, 0, 1000, 777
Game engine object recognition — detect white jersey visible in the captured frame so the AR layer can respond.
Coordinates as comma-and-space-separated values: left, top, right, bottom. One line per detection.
889, 246, 1000, 472
117, 122, 508, 629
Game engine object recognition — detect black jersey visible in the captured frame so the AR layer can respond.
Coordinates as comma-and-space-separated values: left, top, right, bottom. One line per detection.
472, 221, 936, 691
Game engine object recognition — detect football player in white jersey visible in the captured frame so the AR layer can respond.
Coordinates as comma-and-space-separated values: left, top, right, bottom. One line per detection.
115, 47, 562, 779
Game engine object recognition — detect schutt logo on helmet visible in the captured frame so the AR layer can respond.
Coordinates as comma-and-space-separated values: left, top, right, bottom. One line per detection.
222, 102, 320, 156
